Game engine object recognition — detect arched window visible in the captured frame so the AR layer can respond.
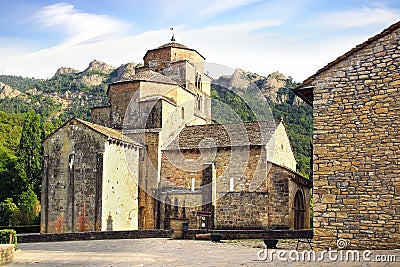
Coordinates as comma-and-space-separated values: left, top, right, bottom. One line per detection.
294, 190, 305, 229
181, 107, 185, 119
196, 94, 202, 111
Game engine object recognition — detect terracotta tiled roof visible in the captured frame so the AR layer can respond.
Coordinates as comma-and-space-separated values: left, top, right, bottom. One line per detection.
116, 70, 179, 85
74, 118, 143, 147
164, 121, 277, 150
298, 20, 400, 88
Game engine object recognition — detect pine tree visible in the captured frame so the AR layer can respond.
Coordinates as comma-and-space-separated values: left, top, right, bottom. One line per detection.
17, 110, 43, 197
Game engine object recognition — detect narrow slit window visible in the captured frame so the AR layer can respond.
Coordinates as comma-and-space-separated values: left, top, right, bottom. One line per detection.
229, 177, 234, 192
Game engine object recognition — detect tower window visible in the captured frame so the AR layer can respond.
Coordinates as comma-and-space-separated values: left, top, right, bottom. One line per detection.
195, 73, 202, 88
196, 94, 202, 111
181, 107, 185, 119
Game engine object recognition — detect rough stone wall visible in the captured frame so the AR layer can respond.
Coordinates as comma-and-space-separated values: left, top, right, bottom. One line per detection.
108, 81, 140, 129
288, 178, 311, 229
144, 48, 172, 71
128, 131, 160, 229
266, 164, 290, 227
160, 146, 310, 229
144, 46, 205, 78
139, 81, 178, 101
90, 106, 111, 127
161, 147, 268, 193
41, 121, 106, 233
215, 192, 269, 229
159, 192, 202, 229
101, 142, 140, 231
215, 163, 310, 230
161, 61, 190, 89
160, 89, 207, 149
171, 47, 205, 74
268, 121, 297, 171
312, 26, 400, 249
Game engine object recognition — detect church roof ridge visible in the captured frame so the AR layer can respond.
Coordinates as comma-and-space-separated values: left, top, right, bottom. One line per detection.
157, 42, 190, 49
163, 120, 277, 150
112, 70, 179, 86
74, 118, 143, 147
43, 118, 143, 147
145, 41, 206, 60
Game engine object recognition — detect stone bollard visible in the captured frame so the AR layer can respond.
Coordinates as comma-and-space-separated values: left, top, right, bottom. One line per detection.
0, 244, 15, 265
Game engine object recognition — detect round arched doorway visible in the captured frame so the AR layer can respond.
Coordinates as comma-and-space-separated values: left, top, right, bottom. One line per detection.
294, 190, 305, 229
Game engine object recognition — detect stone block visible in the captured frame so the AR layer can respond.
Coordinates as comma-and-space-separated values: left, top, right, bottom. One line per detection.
321, 194, 336, 204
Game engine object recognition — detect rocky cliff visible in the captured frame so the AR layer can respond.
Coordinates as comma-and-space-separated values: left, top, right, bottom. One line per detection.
212, 69, 302, 105
0, 82, 21, 99
84, 60, 115, 74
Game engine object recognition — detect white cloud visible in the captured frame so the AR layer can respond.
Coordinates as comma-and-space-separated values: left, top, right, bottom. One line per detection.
153, 0, 262, 23
2, 2, 400, 83
34, 3, 131, 45
310, 6, 400, 29
202, 0, 263, 15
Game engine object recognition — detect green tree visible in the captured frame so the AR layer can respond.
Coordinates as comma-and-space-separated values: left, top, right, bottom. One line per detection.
0, 198, 20, 226
0, 148, 27, 202
17, 110, 43, 197
17, 187, 40, 225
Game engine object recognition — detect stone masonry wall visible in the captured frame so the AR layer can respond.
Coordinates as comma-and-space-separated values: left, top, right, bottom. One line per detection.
128, 131, 160, 229
312, 26, 400, 249
266, 164, 290, 227
108, 81, 140, 129
161, 146, 268, 193
270, 121, 297, 171
42, 120, 106, 233
160, 146, 311, 229
90, 106, 111, 127
288, 178, 311, 229
215, 192, 269, 229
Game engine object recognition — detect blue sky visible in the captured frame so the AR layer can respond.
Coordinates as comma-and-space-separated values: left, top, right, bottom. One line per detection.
0, 0, 399, 81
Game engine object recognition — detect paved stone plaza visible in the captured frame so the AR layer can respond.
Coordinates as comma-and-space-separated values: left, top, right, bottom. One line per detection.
7, 238, 400, 266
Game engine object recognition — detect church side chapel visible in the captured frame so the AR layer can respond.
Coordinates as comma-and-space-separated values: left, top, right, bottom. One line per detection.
41, 38, 311, 233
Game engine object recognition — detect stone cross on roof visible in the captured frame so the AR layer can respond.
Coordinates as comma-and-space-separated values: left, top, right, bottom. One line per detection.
170, 27, 176, 42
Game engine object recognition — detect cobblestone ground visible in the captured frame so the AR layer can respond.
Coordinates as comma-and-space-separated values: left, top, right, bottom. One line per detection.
7, 238, 400, 267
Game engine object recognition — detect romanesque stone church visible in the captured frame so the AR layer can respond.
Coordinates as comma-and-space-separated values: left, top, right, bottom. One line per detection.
41, 41, 311, 233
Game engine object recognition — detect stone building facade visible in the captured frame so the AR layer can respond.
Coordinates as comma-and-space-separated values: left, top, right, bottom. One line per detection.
293, 21, 400, 249
42, 41, 311, 233
41, 119, 142, 232
160, 121, 311, 230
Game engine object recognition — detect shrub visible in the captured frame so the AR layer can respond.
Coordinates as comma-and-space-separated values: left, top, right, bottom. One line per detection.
0, 229, 17, 249
0, 198, 20, 226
